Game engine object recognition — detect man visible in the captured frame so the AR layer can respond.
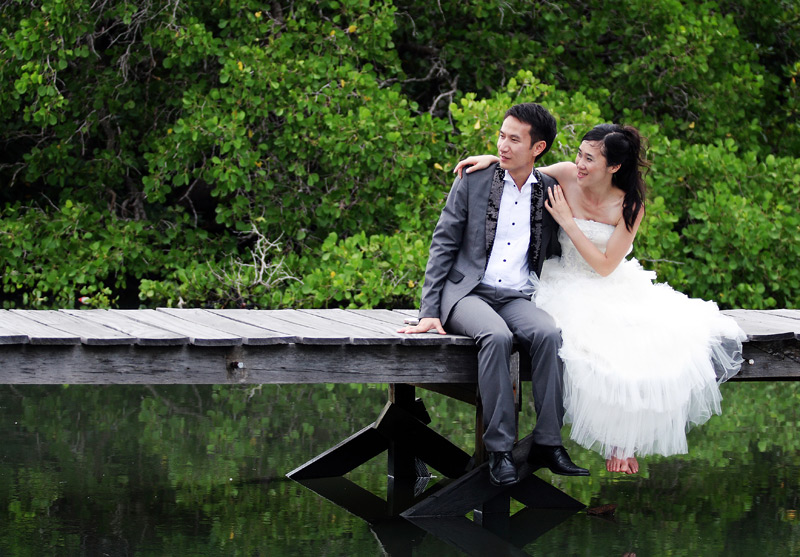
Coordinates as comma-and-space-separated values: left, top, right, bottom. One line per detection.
398, 103, 589, 486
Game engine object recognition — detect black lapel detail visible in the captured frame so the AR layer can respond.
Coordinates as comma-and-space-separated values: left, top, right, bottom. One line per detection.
528, 168, 546, 275
484, 165, 505, 261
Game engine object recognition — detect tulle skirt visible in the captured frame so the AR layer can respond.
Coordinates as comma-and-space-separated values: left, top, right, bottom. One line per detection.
532, 256, 747, 459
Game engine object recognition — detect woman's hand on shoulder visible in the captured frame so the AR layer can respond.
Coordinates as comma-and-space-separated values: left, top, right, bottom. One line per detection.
544, 184, 575, 229
453, 155, 499, 179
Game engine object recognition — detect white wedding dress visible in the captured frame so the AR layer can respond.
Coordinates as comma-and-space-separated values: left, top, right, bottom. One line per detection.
530, 218, 747, 459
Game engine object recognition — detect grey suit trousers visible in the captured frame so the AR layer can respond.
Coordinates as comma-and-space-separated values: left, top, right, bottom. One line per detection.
445, 283, 564, 452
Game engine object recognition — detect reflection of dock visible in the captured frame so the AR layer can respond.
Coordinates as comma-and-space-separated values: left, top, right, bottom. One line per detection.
1, 308, 798, 554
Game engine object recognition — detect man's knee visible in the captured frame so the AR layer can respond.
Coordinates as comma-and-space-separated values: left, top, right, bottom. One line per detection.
518, 312, 561, 352
479, 327, 514, 351
538, 321, 562, 350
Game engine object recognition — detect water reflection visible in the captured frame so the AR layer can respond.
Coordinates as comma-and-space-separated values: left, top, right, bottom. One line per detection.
1, 383, 799, 555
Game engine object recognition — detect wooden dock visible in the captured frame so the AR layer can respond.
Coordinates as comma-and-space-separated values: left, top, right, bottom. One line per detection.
1, 307, 798, 545
0, 308, 798, 383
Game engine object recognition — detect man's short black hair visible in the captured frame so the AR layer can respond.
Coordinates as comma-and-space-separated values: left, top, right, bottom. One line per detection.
504, 103, 557, 161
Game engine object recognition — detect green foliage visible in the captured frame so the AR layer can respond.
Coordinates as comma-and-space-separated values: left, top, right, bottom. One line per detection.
1, 0, 798, 310
449, 71, 605, 164
139, 2, 450, 242
284, 230, 430, 308
0, 200, 228, 308
718, 0, 800, 152
638, 138, 800, 309
141, 229, 431, 309
392, 0, 777, 151
138, 223, 296, 308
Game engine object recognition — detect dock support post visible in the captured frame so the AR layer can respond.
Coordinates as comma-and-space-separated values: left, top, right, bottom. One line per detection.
388, 383, 425, 480
287, 383, 470, 482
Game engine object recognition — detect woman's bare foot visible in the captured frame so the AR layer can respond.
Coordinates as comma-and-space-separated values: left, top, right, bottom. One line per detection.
606, 450, 639, 474
606, 456, 630, 474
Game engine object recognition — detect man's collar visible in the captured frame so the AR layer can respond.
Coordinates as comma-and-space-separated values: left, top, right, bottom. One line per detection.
501, 167, 539, 189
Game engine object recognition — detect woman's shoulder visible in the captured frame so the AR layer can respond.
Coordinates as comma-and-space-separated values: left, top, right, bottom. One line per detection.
542, 161, 577, 171
539, 161, 577, 184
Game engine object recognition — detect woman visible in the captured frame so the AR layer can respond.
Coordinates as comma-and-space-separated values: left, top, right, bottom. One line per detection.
455, 124, 746, 474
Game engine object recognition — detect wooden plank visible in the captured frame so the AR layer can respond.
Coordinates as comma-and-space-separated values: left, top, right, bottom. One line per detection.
0, 311, 80, 345
60, 310, 189, 346
207, 309, 351, 345
374, 402, 472, 479
735, 341, 800, 380
722, 309, 798, 341
393, 309, 419, 318
298, 309, 409, 344
225, 344, 480, 384
752, 310, 800, 340
113, 309, 243, 346
346, 309, 475, 346
387, 384, 428, 480
264, 309, 401, 345
762, 309, 800, 322
0, 344, 240, 384
414, 383, 478, 405
0, 318, 30, 345
157, 308, 295, 345
0, 309, 797, 382
403, 457, 513, 517
11, 310, 136, 345
0, 333, 796, 383
0, 343, 482, 384
287, 423, 389, 480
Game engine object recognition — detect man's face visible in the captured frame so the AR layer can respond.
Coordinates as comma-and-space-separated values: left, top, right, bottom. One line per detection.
497, 116, 543, 180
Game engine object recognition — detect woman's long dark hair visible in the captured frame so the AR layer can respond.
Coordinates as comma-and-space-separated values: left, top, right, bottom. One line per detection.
581, 124, 649, 231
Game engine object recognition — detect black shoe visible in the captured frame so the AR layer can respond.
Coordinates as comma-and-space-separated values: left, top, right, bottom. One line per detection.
488, 451, 519, 486
528, 444, 589, 476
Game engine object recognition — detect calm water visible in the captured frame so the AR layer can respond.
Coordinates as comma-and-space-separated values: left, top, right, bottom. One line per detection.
1, 382, 799, 556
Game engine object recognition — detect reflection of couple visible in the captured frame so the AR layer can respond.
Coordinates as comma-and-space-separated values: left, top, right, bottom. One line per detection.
398, 103, 745, 486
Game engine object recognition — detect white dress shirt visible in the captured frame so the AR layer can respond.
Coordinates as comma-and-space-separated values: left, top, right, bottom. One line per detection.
481, 169, 537, 291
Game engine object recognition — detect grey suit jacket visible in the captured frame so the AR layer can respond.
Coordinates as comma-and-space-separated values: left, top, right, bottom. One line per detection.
418, 163, 560, 325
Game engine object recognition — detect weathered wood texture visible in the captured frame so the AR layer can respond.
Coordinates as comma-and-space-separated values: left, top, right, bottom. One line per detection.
0, 308, 797, 383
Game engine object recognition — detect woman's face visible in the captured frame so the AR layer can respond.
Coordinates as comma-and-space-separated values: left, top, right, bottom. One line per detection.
575, 140, 616, 186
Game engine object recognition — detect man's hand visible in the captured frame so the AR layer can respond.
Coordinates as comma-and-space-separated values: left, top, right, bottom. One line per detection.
397, 317, 446, 335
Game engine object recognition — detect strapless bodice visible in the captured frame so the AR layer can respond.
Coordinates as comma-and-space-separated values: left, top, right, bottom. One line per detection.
558, 218, 629, 275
